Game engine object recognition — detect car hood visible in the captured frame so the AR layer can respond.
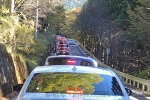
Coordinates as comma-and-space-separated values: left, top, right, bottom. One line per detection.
17, 93, 129, 100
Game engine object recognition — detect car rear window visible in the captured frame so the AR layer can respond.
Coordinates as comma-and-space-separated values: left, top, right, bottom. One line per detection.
26, 72, 123, 96
46, 58, 96, 66
69, 40, 74, 41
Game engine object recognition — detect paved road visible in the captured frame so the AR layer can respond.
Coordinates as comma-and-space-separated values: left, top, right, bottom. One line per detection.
69, 43, 86, 56
69, 43, 150, 100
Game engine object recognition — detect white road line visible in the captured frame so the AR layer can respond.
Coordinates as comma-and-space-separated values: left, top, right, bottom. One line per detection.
146, 97, 150, 99
129, 96, 139, 100
129, 96, 150, 100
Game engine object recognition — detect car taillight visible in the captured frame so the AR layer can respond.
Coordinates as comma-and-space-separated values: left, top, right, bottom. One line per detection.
66, 90, 84, 94
66, 59, 76, 65
66, 87, 84, 94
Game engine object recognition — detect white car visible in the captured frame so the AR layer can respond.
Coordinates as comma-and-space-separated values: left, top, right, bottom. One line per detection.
13, 65, 132, 100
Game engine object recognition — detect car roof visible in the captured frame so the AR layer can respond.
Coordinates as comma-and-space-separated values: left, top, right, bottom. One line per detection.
32, 65, 116, 76
46, 55, 95, 60
68, 39, 74, 40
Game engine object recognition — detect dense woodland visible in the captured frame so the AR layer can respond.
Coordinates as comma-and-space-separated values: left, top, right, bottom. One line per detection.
73, 0, 150, 80
0, 0, 150, 81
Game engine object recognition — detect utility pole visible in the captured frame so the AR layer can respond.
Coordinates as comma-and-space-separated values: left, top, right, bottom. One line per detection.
10, 0, 15, 52
11, 0, 15, 14
35, 0, 38, 38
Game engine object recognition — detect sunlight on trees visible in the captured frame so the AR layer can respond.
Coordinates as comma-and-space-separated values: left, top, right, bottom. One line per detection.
27, 73, 103, 93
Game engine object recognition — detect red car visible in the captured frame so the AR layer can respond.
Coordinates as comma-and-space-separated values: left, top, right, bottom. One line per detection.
56, 35, 62, 40
58, 37, 67, 42
56, 42, 70, 55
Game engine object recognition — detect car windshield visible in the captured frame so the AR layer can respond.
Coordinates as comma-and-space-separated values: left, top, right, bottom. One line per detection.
46, 58, 96, 66
26, 72, 123, 96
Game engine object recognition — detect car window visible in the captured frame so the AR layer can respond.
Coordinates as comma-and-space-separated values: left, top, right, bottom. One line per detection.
46, 58, 96, 66
26, 72, 123, 96
69, 40, 74, 42
80, 60, 95, 66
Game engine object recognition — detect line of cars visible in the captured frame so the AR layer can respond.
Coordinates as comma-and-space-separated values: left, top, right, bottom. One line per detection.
55, 35, 76, 55
55, 36, 71, 55
13, 35, 132, 100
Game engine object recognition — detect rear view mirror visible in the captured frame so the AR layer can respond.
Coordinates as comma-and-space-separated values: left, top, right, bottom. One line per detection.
13, 84, 23, 92
125, 87, 132, 96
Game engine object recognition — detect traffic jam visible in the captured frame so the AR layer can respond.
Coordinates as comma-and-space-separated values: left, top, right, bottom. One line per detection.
12, 35, 133, 100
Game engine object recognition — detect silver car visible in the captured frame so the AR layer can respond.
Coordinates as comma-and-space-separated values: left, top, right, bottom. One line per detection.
13, 65, 132, 100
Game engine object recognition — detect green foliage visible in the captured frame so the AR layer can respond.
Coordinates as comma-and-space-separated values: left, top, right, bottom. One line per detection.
135, 39, 144, 51
27, 73, 103, 93
75, 0, 106, 32
62, 8, 81, 38
23, 27, 55, 67
138, 68, 150, 80
127, 0, 150, 52
0, 0, 63, 68
15, 19, 35, 54
117, 7, 129, 30
46, 5, 66, 32
0, 9, 55, 67
0, 12, 18, 45
104, 0, 137, 29
104, 0, 150, 78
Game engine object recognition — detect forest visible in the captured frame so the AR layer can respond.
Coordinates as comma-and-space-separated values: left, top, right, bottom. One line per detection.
0, 0, 150, 81
73, 0, 150, 80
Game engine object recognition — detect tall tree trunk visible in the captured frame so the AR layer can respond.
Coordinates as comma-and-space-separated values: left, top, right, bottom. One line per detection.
11, 0, 15, 13
10, 0, 15, 52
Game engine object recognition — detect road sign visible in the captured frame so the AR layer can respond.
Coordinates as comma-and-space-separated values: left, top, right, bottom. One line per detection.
106, 48, 110, 54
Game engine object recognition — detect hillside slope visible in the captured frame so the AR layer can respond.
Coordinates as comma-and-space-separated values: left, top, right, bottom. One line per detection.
0, 44, 30, 99
75, 0, 123, 48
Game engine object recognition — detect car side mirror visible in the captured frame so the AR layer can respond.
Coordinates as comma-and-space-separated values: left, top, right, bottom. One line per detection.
125, 87, 132, 96
13, 84, 23, 92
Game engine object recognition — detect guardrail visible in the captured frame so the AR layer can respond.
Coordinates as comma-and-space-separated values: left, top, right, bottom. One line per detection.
76, 40, 150, 93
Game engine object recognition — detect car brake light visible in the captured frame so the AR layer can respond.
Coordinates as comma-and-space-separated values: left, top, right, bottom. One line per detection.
66, 90, 84, 94
66, 59, 76, 65
66, 87, 84, 94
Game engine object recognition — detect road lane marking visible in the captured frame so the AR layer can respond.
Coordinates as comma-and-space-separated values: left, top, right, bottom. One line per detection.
146, 97, 150, 99
129, 96, 138, 100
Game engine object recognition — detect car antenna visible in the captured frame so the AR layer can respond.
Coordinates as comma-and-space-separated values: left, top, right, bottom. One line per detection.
72, 66, 77, 72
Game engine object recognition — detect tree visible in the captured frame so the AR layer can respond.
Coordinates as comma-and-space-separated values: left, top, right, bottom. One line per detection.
105, 0, 137, 29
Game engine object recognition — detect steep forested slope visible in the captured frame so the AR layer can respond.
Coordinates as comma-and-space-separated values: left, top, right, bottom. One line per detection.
0, 0, 65, 98
73, 0, 150, 79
